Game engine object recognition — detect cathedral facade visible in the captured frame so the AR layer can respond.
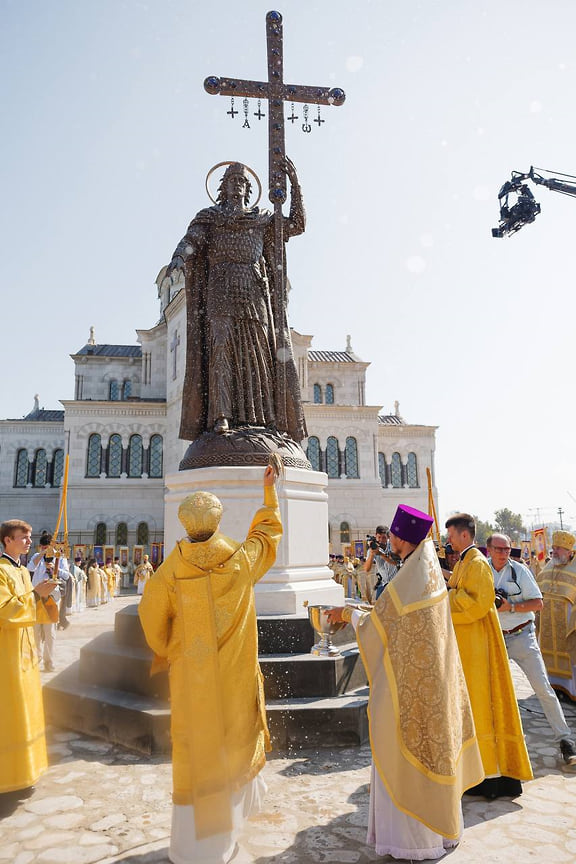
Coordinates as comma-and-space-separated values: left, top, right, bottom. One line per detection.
0, 273, 437, 557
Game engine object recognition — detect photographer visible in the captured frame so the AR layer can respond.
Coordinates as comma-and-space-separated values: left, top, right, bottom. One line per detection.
28, 533, 70, 671
487, 533, 576, 765
363, 525, 398, 600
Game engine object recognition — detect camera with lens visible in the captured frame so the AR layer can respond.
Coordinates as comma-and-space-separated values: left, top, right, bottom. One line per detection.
366, 534, 381, 552
494, 588, 508, 609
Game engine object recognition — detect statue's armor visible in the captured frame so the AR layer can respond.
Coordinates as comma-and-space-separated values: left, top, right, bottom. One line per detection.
210, 224, 265, 263
206, 222, 269, 321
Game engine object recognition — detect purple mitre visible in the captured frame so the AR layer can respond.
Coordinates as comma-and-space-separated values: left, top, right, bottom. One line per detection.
390, 505, 434, 546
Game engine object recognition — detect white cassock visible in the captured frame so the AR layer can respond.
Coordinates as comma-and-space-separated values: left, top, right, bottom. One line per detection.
169, 774, 267, 864
351, 609, 463, 861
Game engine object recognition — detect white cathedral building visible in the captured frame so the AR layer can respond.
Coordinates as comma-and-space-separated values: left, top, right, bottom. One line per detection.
0, 271, 438, 558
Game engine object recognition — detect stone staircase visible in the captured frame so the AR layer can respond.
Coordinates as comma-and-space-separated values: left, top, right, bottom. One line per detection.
44, 604, 369, 754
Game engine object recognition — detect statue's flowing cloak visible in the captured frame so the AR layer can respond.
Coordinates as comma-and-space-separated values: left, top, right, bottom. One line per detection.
356, 539, 484, 838
178, 202, 307, 442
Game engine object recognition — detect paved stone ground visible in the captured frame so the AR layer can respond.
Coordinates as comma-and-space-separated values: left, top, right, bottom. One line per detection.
2, 596, 576, 863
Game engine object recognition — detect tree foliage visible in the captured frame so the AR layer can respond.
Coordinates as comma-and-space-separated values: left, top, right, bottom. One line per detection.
473, 516, 494, 546
493, 508, 526, 542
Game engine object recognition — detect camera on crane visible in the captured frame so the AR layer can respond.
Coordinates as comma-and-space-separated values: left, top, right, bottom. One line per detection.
492, 180, 541, 238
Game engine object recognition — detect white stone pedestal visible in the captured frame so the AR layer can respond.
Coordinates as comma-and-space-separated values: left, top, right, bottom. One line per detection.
164, 465, 344, 615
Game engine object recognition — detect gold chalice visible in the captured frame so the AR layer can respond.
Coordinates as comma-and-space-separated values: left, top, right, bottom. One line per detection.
307, 605, 348, 657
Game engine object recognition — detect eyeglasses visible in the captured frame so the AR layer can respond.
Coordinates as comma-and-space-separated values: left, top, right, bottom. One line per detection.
491, 546, 511, 552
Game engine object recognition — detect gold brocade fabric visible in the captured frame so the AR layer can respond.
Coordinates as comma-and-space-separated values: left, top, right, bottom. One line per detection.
449, 549, 532, 781
138, 486, 281, 840
537, 559, 576, 676
356, 539, 484, 839
0, 558, 48, 793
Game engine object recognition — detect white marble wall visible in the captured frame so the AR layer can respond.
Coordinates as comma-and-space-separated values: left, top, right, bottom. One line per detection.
73, 356, 141, 401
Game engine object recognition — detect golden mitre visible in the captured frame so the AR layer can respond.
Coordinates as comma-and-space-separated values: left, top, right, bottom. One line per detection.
178, 491, 223, 541
552, 530, 576, 551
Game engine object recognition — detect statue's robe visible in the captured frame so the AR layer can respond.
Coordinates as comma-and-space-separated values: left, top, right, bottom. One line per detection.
174, 192, 307, 442
138, 485, 281, 864
537, 557, 576, 699
353, 538, 483, 858
448, 548, 533, 782
0, 555, 48, 793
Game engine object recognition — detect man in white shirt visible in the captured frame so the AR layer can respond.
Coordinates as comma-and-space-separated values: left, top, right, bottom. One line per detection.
487, 533, 576, 765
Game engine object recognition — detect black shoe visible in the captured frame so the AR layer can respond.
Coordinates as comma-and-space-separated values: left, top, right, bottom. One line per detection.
560, 740, 576, 765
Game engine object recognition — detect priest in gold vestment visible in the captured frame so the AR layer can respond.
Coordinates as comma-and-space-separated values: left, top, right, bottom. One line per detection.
328, 505, 484, 860
537, 530, 576, 700
0, 520, 54, 804
446, 514, 533, 798
139, 467, 281, 864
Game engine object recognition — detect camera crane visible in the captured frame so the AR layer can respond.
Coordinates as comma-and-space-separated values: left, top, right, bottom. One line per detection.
492, 166, 576, 238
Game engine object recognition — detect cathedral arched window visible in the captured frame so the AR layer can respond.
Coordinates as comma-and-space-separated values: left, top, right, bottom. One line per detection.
122, 379, 132, 400
326, 436, 340, 479
128, 434, 143, 478
391, 452, 403, 488
95, 522, 107, 545
86, 434, 102, 477
107, 434, 122, 478
52, 449, 64, 487
306, 436, 321, 471
378, 453, 387, 488
109, 379, 119, 401
407, 452, 419, 488
313, 383, 322, 404
137, 521, 149, 545
325, 383, 334, 404
116, 522, 128, 546
149, 435, 163, 478
33, 449, 47, 487
345, 437, 359, 478
340, 521, 350, 545
14, 449, 29, 487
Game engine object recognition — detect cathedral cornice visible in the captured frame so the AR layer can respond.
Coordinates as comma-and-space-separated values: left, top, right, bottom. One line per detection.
60, 400, 167, 418
303, 404, 381, 420
378, 424, 437, 437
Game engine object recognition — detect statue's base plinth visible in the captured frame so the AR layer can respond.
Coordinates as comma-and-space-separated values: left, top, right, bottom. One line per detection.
179, 427, 311, 471
165, 465, 344, 615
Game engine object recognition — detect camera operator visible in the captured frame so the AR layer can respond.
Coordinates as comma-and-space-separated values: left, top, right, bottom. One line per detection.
487, 533, 576, 765
363, 525, 398, 600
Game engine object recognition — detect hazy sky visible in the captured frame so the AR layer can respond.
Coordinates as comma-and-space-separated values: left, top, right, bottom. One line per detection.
2, 0, 575, 528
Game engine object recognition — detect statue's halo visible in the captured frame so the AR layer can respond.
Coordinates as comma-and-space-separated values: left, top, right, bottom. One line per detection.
205, 161, 262, 207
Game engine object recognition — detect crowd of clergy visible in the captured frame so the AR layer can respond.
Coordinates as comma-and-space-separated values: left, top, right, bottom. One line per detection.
2, 479, 576, 862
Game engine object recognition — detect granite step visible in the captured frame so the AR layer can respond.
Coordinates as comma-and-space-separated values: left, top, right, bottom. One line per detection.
79, 631, 366, 701
44, 664, 369, 754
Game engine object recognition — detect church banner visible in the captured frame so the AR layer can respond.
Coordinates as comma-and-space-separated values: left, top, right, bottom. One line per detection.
73, 544, 86, 562
150, 542, 164, 569
520, 540, 531, 562
532, 528, 547, 562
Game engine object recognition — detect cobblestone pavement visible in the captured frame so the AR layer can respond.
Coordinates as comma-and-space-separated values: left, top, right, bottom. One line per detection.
1, 596, 576, 863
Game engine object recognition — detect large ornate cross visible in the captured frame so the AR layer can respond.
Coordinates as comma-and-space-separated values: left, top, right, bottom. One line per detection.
204, 10, 345, 210
203, 10, 345, 431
